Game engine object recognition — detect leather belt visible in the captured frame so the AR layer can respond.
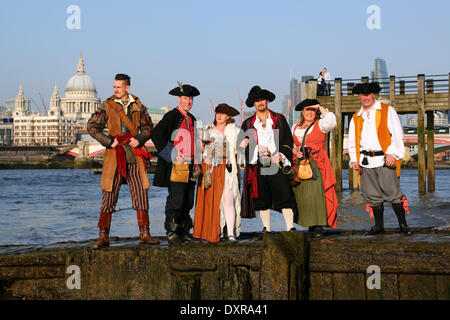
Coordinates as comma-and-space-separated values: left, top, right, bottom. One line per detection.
361, 150, 384, 157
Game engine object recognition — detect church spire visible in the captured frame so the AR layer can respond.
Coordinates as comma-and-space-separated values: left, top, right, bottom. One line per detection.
51, 83, 59, 97
76, 50, 85, 75
49, 82, 61, 114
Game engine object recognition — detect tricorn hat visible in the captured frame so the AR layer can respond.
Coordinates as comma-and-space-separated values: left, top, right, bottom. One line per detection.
295, 99, 320, 111
245, 85, 276, 107
352, 82, 381, 95
169, 81, 200, 97
215, 103, 240, 117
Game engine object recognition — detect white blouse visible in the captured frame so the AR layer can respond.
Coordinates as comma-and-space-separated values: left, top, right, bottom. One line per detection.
292, 110, 337, 141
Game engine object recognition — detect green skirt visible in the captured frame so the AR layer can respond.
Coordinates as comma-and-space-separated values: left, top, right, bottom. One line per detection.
292, 159, 327, 227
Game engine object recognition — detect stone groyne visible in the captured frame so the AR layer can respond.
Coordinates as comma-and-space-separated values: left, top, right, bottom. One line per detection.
0, 228, 448, 300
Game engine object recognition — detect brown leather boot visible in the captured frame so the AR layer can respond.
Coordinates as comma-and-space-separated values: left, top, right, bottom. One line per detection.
93, 228, 110, 249
139, 225, 160, 245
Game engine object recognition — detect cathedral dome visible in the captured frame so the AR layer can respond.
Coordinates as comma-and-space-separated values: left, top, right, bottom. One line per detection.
65, 51, 97, 94
66, 73, 96, 93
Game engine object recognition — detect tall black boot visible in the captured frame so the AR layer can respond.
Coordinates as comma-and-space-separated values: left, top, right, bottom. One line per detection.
392, 203, 412, 235
368, 204, 385, 235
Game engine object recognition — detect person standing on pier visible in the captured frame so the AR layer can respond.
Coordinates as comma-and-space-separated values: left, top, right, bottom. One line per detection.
348, 82, 411, 235
238, 85, 297, 233
323, 67, 331, 96
150, 83, 201, 245
88, 73, 159, 249
291, 99, 338, 238
193, 103, 242, 243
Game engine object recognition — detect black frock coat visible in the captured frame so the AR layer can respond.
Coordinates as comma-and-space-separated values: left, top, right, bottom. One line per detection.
238, 109, 296, 218
150, 108, 198, 187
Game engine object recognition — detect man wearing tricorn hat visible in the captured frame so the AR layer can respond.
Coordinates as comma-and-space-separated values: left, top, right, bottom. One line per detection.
348, 81, 411, 235
150, 82, 202, 244
238, 85, 297, 233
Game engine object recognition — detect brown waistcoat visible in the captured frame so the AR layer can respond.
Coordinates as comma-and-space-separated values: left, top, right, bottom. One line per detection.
100, 95, 150, 192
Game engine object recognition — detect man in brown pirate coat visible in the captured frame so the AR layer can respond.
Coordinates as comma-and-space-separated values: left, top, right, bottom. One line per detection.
88, 73, 159, 249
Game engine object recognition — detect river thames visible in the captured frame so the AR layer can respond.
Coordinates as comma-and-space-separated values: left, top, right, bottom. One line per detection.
0, 169, 448, 246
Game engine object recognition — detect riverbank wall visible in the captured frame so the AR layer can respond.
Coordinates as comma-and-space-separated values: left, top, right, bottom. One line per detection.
0, 228, 448, 300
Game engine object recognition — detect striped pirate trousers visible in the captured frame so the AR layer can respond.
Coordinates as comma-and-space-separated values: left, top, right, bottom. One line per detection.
100, 164, 149, 214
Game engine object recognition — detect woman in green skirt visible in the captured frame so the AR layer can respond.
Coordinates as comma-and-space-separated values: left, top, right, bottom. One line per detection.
291, 99, 338, 237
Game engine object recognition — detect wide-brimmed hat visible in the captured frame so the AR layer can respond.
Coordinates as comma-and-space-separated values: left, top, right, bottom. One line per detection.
352, 82, 381, 95
245, 85, 276, 107
295, 99, 320, 111
169, 81, 200, 97
215, 103, 240, 117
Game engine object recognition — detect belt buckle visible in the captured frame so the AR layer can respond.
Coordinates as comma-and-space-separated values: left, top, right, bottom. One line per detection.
368, 150, 375, 157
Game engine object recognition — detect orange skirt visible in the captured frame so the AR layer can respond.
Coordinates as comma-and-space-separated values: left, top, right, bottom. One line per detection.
193, 163, 226, 243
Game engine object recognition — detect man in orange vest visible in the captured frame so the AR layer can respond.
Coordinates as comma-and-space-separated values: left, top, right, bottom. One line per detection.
348, 82, 411, 235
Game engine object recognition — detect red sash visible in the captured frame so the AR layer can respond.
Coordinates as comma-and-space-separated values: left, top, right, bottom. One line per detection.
114, 133, 152, 179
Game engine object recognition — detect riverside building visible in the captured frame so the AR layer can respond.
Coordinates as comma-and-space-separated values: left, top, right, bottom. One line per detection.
11, 52, 99, 146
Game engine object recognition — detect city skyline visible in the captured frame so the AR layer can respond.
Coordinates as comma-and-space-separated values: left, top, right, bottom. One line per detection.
1, 0, 450, 123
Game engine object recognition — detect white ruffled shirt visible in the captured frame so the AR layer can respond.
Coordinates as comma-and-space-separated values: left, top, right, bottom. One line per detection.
250, 116, 291, 166
348, 100, 405, 168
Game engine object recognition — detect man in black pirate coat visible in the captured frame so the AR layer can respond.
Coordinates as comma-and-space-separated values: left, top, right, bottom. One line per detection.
238, 85, 297, 233
150, 83, 201, 244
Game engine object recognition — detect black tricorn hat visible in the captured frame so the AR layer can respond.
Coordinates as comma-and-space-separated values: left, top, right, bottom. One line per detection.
215, 103, 240, 117
352, 82, 382, 95
295, 99, 320, 111
245, 85, 276, 107
169, 81, 200, 97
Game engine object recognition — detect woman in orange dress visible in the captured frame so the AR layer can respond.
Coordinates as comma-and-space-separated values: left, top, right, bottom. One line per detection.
193, 104, 241, 243
292, 99, 338, 237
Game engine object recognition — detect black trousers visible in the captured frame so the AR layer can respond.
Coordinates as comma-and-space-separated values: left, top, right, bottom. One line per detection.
254, 166, 296, 212
165, 180, 196, 234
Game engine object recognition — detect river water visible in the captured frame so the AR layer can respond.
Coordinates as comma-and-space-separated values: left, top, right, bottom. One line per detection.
0, 169, 448, 246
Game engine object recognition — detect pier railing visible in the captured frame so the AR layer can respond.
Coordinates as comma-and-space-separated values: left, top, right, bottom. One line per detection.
306, 73, 450, 193
317, 73, 450, 97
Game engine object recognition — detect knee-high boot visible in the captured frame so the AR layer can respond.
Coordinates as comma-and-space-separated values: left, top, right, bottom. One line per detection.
392, 203, 412, 235
137, 210, 160, 245
93, 212, 112, 249
368, 204, 385, 235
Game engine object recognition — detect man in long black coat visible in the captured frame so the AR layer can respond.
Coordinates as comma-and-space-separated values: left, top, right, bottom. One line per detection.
150, 83, 201, 244
238, 86, 297, 233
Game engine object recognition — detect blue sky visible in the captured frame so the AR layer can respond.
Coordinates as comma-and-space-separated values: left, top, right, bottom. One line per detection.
1, 0, 449, 122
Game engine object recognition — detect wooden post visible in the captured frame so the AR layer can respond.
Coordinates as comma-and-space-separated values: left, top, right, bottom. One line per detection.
306, 80, 318, 99
348, 114, 358, 190
399, 80, 405, 95
417, 74, 426, 193
389, 76, 395, 106
426, 79, 434, 94
448, 73, 450, 110
347, 82, 354, 96
427, 111, 435, 192
333, 78, 343, 192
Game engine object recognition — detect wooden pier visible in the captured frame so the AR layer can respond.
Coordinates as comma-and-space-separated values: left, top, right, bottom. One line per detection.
305, 73, 450, 193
